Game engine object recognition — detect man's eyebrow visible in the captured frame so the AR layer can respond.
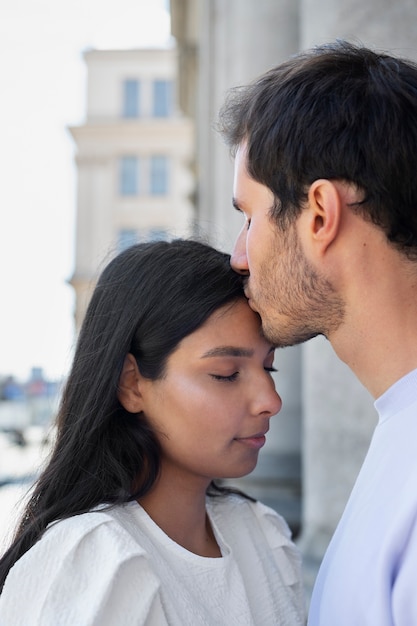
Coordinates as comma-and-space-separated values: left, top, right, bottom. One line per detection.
201, 346, 254, 359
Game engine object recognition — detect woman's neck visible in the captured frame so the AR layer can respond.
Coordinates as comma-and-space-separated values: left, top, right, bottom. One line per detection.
137, 472, 221, 558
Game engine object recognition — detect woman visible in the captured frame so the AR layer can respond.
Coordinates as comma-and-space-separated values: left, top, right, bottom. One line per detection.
0, 239, 305, 625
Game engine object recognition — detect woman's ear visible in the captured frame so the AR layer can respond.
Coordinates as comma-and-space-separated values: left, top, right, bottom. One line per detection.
117, 353, 145, 413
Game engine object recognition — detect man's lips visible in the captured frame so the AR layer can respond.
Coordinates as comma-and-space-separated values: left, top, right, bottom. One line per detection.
243, 286, 257, 308
246, 296, 258, 313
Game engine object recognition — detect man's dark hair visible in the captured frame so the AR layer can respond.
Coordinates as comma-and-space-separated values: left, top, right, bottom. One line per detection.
218, 40, 417, 257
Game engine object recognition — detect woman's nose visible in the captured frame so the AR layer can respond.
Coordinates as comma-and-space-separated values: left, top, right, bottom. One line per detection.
252, 378, 282, 417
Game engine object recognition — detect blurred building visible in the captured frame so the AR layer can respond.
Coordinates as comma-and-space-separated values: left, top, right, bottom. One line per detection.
69, 47, 194, 331
169, 0, 417, 592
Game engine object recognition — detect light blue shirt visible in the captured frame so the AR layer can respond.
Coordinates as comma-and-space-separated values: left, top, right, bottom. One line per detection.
308, 368, 417, 626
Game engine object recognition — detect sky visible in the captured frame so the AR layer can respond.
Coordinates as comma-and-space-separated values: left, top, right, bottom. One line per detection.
0, 0, 171, 382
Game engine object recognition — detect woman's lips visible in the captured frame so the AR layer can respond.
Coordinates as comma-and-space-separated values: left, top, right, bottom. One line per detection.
235, 432, 267, 448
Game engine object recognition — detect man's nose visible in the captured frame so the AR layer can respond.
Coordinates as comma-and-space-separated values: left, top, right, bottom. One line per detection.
230, 226, 249, 275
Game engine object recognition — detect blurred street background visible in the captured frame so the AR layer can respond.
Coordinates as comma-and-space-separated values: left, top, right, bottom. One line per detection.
0, 372, 59, 553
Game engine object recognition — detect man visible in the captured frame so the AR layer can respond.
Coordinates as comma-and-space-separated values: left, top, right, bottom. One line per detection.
218, 40, 417, 625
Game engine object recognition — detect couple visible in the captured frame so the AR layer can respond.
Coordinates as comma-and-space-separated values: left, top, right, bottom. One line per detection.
1, 40, 417, 625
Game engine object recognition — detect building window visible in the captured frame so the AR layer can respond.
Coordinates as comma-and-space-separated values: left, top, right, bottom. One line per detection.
119, 156, 139, 195
150, 155, 169, 195
152, 80, 173, 117
122, 79, 140, 118
118, 229, 138, 252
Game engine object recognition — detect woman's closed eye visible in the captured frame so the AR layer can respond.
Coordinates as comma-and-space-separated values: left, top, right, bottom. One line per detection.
210, 366, 277, 382
210, 372, 239, 382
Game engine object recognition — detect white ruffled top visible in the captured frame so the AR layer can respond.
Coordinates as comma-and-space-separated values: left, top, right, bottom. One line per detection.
0, 493, 305, 625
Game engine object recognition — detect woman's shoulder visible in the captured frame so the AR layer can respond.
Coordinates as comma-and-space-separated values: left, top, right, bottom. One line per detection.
0, 504, 164, 625
208, 493, 302, 568
208, 492, 304, 593
41, 503, 143, 554
208, 491, 293, 540
5, 504, 150, 583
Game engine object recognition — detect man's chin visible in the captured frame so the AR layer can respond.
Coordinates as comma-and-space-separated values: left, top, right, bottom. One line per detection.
262, 321, 321, 348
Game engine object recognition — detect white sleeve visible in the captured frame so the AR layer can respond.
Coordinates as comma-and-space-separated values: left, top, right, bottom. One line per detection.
0, 514, 168, 626
252, 500, 303, 587
251, 500, 306, 623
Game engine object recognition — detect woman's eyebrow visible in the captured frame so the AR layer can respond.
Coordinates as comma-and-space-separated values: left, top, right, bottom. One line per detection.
201, 346, 254, 359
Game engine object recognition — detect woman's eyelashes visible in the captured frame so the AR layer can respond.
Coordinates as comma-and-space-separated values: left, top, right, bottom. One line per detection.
210, 372, 239, 382
210, 366, 277, 382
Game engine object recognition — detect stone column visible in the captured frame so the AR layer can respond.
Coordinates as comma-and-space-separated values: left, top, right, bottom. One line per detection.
196, 0, 300, 252
301, 0, 417, 53
299, 338, 377, 579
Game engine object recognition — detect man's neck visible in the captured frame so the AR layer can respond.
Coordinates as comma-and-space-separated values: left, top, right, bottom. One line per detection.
330, 268, 417, 399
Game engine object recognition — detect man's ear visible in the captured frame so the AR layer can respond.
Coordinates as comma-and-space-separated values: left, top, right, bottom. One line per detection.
117, 353, 145, 413
305, 179, 343, 255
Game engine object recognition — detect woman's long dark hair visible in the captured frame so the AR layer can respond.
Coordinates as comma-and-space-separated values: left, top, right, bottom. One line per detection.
0, 239, 246, 591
